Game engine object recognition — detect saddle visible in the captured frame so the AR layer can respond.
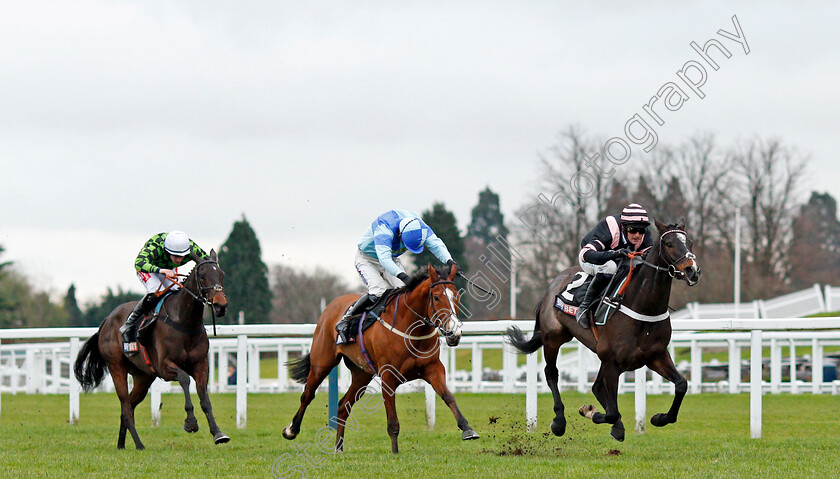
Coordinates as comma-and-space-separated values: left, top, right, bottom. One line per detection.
125, 292, 202, 372
338, 289, 399, 343
555, 265, 632, 326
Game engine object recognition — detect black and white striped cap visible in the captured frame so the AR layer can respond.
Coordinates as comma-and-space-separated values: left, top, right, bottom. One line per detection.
620, 203, 650, 227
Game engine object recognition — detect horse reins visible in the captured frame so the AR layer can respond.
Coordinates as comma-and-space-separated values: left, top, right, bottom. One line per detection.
616, 230, 696, 298
399, 279, 459, 340
174, 260, 225, 337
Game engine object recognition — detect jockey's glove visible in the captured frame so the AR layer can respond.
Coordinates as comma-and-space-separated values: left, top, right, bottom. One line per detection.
616, 248, 632, 259
397, 272, 410, 284
447, 259, 456, 268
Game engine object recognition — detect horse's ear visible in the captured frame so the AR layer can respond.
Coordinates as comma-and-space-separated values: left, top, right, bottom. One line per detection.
677, 218, 686, 230
428, 264, 439, 283
654, 218, 667, 233
209, 249, 218, 261
448, 262, 457, 281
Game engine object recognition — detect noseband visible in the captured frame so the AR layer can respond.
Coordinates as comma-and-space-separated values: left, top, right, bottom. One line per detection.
178, 260, 225, 336
635, 230, 697, 282
402, 279, 459, 338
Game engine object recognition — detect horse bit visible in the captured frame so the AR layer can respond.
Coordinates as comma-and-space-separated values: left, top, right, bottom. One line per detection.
402, 279, 459, 341
633, 230, 697, 281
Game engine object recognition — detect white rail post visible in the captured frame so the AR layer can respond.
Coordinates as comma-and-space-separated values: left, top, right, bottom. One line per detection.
790, 339, 798, 395
635, 367, 647, 434
750, 330, 762, 439
0, 338, 3, 420
812, 338, 823, 395
68, 337, 80, 424
728, 339, 740, 394
577, 342, 587, 393
770, 339, 781, 394
425, 382, 436, 430
502, 344, 516, 394
237, 335, 248, 429
690, 340, 702, 394
526, 350, 537, 432
150, 379, 162, 427
471, 342, 482, 392
218, 349, 229, 393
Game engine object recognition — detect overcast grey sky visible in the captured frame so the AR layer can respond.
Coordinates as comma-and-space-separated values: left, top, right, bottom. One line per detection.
2, 1, 838, 304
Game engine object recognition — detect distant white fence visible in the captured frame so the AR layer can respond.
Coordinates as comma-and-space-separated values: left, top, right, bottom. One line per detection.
2, 318, 840, 439
672, 284, 832, 319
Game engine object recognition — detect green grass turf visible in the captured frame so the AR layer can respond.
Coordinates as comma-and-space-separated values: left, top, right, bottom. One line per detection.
1, 390, 839, 478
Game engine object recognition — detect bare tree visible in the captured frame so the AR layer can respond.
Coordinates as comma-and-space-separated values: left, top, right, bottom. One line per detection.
728, 137, 808, 285
270, 265, 355, 323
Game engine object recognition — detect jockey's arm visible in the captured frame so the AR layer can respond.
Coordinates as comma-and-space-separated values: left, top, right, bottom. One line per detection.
581, 245, 623, 265
425, 233, 453, 265
374, 240, 404, 277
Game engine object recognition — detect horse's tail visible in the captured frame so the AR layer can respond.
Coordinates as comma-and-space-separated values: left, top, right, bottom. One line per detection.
286, 353, 311, 384
73, 332, 107, 392
504, 300, 544, 355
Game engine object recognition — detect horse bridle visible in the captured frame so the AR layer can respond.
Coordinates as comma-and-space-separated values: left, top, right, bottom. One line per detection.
402, 279, 460, 340
178, 259, 225, 335
634, 230, 697, 282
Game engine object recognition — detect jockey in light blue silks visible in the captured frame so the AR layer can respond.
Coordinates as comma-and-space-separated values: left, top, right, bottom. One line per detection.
335, 209, 456, 345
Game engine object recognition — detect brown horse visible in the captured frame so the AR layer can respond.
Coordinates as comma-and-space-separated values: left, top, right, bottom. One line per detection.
282, 264, 479, 453
505, 219, 701, 441
73, 251, 229, 449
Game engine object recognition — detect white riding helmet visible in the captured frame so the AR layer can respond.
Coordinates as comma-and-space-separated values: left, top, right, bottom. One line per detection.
164, 231, 191, 256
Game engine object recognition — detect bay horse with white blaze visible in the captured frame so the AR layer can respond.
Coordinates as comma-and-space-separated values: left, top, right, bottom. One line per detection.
73, 251, 229, 450
283, 264, 478, 453
505, 219, 700, 441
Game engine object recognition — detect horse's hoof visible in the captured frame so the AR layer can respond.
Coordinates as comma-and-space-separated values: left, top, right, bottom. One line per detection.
610, 424, 625, 442
184, 422, 199, 433
650, 413, 670, 427
136, 445, 145, 451
550, 419, 566, 437
578, 404, 596, 419
282, 426, 297, 440
214, 433, 230, 444
462, 428, 479, 440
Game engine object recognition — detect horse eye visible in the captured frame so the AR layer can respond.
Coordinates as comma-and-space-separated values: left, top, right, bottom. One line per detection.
433, 295, 440, 301
665, 242, 673, 248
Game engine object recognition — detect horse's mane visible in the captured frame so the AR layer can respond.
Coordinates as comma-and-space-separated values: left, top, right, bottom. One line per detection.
401, 264, 454, 292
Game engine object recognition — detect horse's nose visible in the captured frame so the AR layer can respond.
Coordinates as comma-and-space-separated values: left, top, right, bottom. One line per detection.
685, 264, 701, 285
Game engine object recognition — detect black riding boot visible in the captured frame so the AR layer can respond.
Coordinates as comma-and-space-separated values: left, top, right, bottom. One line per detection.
336, 294, 376, 345
119, 293, 159, 354
575, 273, 611, 329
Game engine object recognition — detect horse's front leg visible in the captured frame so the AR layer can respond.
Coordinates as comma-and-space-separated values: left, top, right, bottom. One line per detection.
646, 352, 688, 427
161, 361, 199, 434
193, 358, 229, 444
422, 361, 479, 440
579, 363, 624, 441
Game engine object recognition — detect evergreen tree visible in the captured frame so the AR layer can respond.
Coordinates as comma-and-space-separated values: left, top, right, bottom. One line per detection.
634, 175, 660, 220
414, 203, 467, 272
0, 245, 11, 273
464, 188, 514, 320
81, 287, 143, 327
661, 176, 689, 225
219, 215, 272, 323
789, 192, 840, 289
467, 187, 509, 248
603, 180, 631, 218
64, 284, 83, 327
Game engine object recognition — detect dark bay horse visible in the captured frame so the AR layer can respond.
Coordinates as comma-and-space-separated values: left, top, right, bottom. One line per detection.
73, 251, 229, 450
283, 264, 479, 453
505, 219, 701, 441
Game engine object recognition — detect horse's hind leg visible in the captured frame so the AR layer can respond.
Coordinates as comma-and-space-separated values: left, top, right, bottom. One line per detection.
580, 364, 625, 441
283, 356, 340, 440
192, 358, 229, 444
334, 362, 374, 452
542, 339, 568, 437
112, 367, 145, 450
646, 352, 688, 427
422, 361, 478, 441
